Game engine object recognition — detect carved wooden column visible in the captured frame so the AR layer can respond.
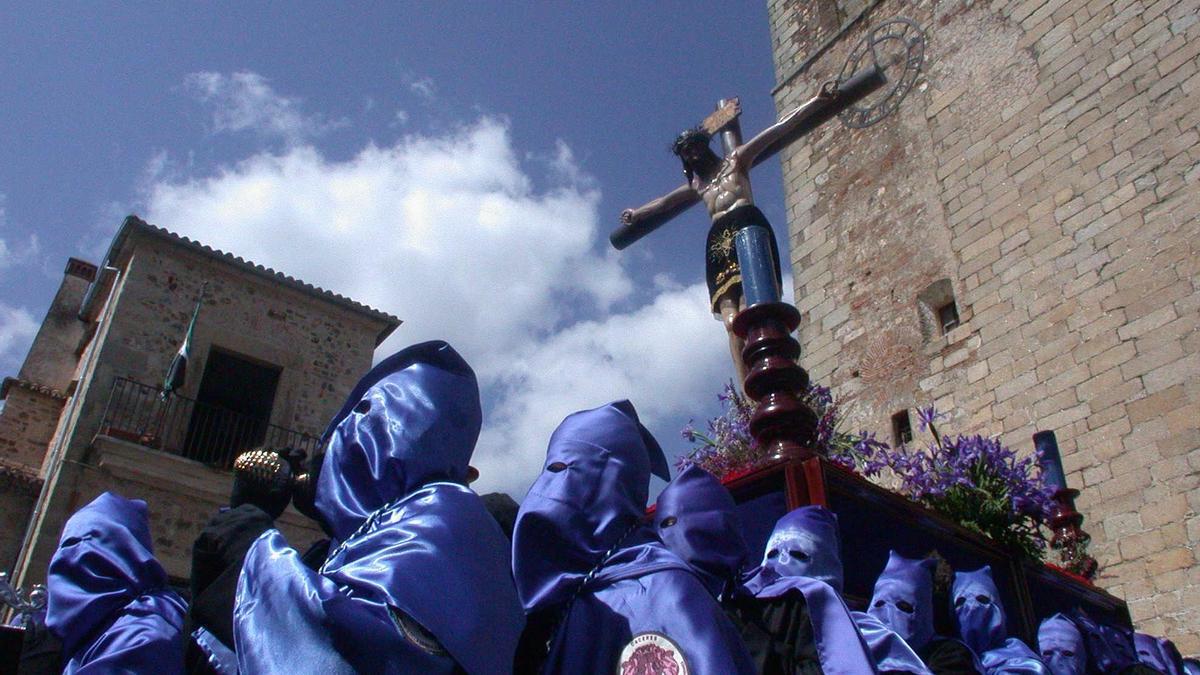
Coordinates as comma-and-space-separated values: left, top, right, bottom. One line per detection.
732, 302, 818, 462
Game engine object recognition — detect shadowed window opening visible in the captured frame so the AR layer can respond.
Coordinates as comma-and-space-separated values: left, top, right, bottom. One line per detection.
916, 279, 960, 340
184, 348, 281, 465
937, 301, 960, 334
892, 409, 913, 446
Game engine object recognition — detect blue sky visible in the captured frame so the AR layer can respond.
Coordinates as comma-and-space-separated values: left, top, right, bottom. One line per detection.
0, 3, 798, 497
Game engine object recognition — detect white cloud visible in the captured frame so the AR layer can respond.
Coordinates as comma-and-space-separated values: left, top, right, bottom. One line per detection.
407, 76, 436, 102
475, 282, 727, 496
183, 71, 348, 145
0, 303, 38, 375
0, 194, 41, 270
141, 116, 732, 497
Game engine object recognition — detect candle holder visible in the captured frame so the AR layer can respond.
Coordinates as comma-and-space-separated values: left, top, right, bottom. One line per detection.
1047, 487, 1099, 581
1034, 430, 1098, 580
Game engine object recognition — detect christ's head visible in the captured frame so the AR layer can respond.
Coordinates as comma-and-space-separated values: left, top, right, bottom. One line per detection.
672, 127, 719, 180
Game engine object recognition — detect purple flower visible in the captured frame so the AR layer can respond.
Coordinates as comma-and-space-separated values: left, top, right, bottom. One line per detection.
681, 381, 893, 479
915, 405, 945, 431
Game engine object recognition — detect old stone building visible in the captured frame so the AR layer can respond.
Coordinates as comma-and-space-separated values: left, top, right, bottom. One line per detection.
767, 0, 1198, 652
0, 215, 399, 588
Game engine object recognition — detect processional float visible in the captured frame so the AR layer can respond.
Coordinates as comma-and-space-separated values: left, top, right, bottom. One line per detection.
612, 17, 1113, 643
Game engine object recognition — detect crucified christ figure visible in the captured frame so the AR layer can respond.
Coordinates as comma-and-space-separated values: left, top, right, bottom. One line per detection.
620, 99, 824, 384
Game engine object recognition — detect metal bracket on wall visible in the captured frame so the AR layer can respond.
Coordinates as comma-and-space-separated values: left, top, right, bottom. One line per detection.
772, 0, 884, 96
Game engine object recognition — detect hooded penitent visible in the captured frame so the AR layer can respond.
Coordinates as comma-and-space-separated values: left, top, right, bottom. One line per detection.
512, 400, 755, 674
754, 505, 844, 592
1134, 633, 1185, 675
233, 341, 524, 674
866, 551, 986, 674
742, 506, 915, 674
652, 464, 749, 599
867, 551, 937, 653
952, 566, 1049, 674
1037, 614, 1086, 675
45, 492, 187, 674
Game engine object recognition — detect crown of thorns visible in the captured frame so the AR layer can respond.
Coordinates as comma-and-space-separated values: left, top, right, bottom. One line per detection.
671, 128, 711, 155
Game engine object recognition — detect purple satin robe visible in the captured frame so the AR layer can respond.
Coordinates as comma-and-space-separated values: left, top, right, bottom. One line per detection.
1067, 609, 1139, 673
234, 340, 524, 674
513, 401, 755, 675
45, 492, 187, 674
1134, 632, 1185, 675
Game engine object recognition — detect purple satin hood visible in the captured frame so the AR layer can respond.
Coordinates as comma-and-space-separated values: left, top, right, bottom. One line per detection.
512, 400, 674, 613
953, 566, 1048, 674
316, 340, 482, 541
1038, 613, 1085, 675
235, 341, 524, 674
867, 551, 937, 652
45, 492, 186, 673
980, 638, 1051, 674
1135, 632, 1185, 675
953, 565, 1006, 654
514, 401, 754, 674
742, 507, 879, 674
1068, 609, 1139, 673
652, 464, 748, 598
748, 505, 845, 592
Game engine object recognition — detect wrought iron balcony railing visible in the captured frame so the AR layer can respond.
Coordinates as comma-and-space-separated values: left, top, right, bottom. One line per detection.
98, 377, 322, 469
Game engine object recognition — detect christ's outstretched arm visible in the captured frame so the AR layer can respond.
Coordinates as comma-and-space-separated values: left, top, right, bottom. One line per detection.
620, 183, 698, 226
737, 93, 831, 168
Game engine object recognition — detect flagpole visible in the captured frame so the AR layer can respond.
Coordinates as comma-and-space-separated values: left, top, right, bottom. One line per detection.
154, 283, 207, 447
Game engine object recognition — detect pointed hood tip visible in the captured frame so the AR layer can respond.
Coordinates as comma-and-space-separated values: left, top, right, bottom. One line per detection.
608, 399, 670, 481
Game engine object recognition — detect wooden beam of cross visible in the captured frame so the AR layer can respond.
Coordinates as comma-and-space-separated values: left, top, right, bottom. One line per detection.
700, 97, 741, 136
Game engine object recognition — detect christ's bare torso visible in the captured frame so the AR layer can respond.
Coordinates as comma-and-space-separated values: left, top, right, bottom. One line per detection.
693, 153, 755, 221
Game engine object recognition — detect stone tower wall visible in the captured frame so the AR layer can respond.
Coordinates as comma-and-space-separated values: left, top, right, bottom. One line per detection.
767, 0, 1199, 652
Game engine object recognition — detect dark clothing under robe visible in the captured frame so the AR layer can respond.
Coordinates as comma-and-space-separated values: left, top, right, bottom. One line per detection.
185, 504, 275, 674
921, 637, 986, 675
727, 592, 824, 675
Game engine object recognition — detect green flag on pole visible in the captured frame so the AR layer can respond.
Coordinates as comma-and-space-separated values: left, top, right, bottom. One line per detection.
162, 286, 205, 400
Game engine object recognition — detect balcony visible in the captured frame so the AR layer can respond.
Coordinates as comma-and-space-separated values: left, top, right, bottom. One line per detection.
98, 377, 322, 469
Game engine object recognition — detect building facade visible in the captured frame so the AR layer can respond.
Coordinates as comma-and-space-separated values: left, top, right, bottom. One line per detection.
0, 216, 399, 586
767, 0, 1198, 652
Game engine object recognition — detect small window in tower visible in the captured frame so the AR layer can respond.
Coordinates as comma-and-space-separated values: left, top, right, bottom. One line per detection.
892, 410, 913, 446
916, 278, 962, 341
937, 301, 960, 334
